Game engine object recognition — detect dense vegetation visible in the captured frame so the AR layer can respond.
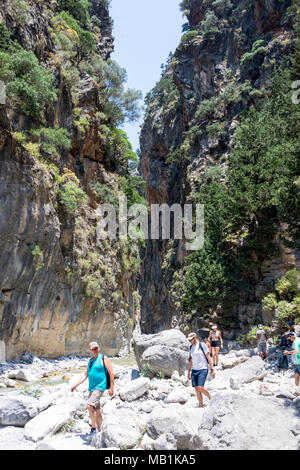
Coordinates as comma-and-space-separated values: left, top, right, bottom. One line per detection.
181, 5, 300, 324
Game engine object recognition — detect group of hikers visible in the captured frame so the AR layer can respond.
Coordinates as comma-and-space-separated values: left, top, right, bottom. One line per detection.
70, 324, 300, 434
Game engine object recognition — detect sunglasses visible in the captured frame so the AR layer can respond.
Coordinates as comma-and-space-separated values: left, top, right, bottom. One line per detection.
90, 347, 98, 352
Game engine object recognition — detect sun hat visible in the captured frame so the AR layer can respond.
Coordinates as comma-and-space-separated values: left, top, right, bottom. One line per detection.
188, 332, 197, 341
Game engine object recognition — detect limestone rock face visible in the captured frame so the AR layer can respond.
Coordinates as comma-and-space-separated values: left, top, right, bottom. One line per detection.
0, 0, 139, 359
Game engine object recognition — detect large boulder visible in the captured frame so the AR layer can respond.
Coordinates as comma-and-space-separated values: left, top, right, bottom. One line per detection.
219, 353, 249, 370
24, 405, 76, 442
133, 329, 189, 377
15, 369, 38, 382
165, 387, 193, 404
119, 377, 151, 402
197, 392, 300, 450
101, 402, 146, 449
0, 396, 39, 427
146, 405, 204, 450
0, 426, 35, 450
229, 356, 267, 389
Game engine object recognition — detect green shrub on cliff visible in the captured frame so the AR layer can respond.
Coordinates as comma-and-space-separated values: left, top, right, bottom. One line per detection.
58, 0, 91, 26
0, 49, 57, 120
58, 181, 88, 213
30, 244, 44, 271
262, 294, 278, 315
212, 0, 233, 16
30, 127, 71, 160
275, 269, 300, 301
240, 40, 268, 67
180, 30, 199, 46
8, 0, 29, 27
201, 10, 221, 40
0, 23, 12, 51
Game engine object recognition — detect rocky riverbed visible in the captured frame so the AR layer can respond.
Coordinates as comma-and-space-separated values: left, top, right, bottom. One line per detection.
0, 330, 299, 450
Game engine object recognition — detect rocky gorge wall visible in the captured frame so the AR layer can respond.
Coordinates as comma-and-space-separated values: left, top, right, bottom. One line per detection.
139, 0, 300, 338
0, 0, 141, 359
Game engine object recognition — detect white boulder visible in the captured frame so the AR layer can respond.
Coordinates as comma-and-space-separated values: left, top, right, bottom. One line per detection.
24, 405, 76, 442
119, 377, 151, 402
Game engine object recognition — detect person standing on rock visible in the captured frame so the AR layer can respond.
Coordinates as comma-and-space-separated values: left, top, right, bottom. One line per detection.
187, 332, 215, 408
208, 325, 223, 367
70, 341, 114, 434
256, 325, 268, 361
283, 332, 300, 392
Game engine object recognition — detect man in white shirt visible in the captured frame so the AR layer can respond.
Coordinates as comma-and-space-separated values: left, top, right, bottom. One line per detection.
187, 332, 215, 408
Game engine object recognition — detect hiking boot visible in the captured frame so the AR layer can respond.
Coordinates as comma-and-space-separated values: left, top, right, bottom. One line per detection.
90, 427, 97, 434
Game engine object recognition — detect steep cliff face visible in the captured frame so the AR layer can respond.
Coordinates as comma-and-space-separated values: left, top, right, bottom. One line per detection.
140, 0, 300, 337
0, 0, 141, 359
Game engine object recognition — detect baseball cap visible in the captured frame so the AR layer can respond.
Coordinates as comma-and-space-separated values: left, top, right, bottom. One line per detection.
258, 324, 263, 329
89, 341, 99, 350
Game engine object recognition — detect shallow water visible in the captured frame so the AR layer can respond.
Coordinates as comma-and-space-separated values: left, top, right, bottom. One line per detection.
0, 352, 137, 395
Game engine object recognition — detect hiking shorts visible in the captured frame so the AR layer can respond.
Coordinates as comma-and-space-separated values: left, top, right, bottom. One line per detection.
257, 342, 267, 355
87, 389, 104, 410
211, 341, 220, 348
191, 369, 208, 388
295, 366, 300, 376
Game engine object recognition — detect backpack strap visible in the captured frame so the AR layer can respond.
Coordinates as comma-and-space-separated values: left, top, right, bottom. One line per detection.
198, 342, 209, 364
189, 342, 209, 364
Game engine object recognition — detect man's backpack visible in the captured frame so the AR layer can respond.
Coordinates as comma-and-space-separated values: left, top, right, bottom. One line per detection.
103, 355, 111, 390
278, 352, 289, 370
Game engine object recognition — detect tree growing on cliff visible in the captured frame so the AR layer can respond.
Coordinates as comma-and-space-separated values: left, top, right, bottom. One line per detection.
0, 49, 57, 120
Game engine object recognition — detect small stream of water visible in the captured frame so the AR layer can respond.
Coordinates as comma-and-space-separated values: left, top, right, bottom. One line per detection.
1, 352, 137, 395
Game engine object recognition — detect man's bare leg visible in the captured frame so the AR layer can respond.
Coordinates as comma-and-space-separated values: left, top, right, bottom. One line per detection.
95, 409, 102, 432
87, 405, 97, 429
196, 386, 211, 408
195, 387, 203, 408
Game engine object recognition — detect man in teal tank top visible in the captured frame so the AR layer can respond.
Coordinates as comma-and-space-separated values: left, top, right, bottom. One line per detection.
70, 341, 114, 433
284, 332, 300, 393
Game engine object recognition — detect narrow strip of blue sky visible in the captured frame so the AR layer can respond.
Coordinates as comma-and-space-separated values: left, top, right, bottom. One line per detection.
110, 0, 183, 152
